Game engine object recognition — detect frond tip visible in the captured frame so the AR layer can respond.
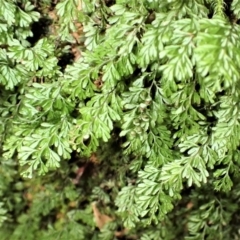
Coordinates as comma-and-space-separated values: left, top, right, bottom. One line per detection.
210, 0, 226, 17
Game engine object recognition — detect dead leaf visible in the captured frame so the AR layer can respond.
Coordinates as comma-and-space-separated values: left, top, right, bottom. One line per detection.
89, 152, 100, 164
71, 45, 81, 61
92, 202, 113, 229
24, 192, 33, 201
56, 212, 65, 220
71, 31, 81, 44
69, 201, 77, 207
48, 10, 57, 21
186, 202, 194, 209
94, 78, 103, 89
72, 165, 86, 184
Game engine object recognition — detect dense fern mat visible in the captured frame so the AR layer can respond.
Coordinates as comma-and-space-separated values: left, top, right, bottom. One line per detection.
1, 0, 240, 239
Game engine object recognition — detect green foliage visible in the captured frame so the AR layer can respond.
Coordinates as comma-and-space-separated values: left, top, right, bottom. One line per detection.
1, 0, 240, 239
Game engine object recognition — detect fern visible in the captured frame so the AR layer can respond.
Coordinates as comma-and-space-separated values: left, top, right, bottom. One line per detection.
1, 0, 240, 239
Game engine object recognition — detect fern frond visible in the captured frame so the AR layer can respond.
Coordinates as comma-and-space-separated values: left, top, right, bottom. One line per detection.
210, 0, 226, 17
